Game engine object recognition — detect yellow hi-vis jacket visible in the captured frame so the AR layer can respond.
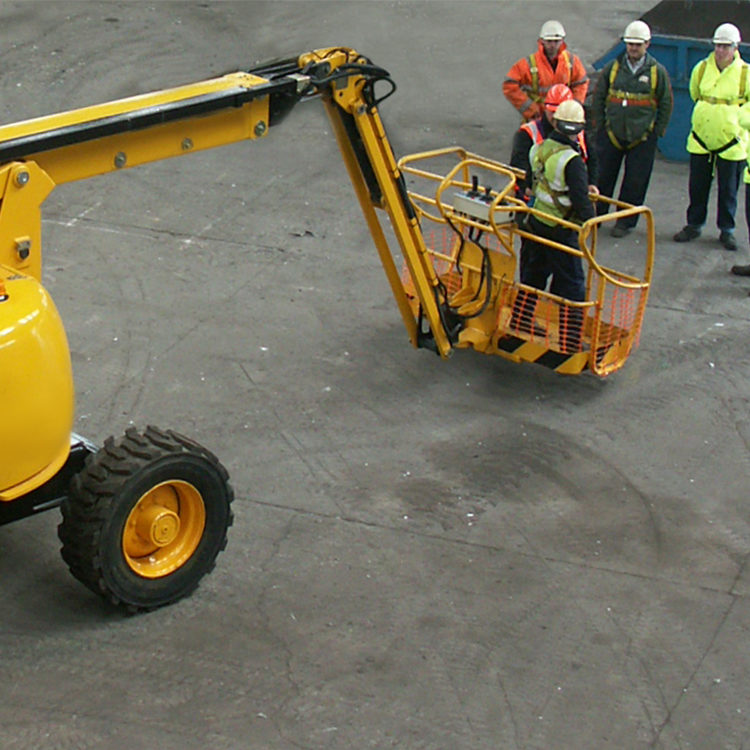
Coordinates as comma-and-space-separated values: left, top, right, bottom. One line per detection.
688, 50, 750, 161
736, 104, 750, 183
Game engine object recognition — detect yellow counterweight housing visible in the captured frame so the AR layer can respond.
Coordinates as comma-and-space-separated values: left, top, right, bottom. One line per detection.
0, 265, 74, 499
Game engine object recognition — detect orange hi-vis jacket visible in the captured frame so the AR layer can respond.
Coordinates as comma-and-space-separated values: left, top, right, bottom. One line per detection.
503, 40, 589, 121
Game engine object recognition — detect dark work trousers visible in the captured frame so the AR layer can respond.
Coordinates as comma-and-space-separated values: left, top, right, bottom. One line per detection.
595, 130, 657, 229
520, 216, 586, 301
686, 152, 744, 232
515, 216, 586, 351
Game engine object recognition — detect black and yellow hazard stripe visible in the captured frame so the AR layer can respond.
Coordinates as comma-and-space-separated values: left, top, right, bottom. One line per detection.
495, 334, 590, 374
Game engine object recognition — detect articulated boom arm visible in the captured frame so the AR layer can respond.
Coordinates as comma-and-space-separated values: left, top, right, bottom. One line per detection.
0, 45, 653, 379
0, 46, 454, 356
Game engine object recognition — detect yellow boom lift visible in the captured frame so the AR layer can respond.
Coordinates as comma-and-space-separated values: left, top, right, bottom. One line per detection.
0, 47, 653, 611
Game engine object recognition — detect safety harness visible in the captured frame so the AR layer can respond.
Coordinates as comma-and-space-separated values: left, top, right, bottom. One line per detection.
605, 59, 658, 150
528, 49, 572, 104
694, 58, 748, 105
690, 59, 749, 157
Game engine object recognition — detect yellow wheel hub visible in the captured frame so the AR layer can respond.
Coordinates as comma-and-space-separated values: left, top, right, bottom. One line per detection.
122, 480, 206, 578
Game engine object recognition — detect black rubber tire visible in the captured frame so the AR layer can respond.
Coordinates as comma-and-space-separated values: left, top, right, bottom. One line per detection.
58, 425, 234, 613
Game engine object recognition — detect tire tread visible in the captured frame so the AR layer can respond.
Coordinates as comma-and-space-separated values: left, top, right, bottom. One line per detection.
58, 426, 234, 612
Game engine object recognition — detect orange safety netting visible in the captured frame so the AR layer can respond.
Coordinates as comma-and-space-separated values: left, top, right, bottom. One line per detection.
401, 224, 647, 373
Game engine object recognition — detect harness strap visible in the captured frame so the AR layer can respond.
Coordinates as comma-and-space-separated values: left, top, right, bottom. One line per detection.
560, 49, 571, 78
606, 59, 658, 107
695, 59, 749, 105
529, 53, 539, 103
608, 97, 655, 106
606, 126, 653, 151
690, 129, 739, 156
528, 49, 572, 104
695, 59, 707, 90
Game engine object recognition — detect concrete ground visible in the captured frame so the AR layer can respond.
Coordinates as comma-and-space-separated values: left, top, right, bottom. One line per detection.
1, 1, 748, 748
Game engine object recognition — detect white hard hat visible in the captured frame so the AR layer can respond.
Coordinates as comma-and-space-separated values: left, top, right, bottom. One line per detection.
713, 22, 741, 45
540, 20, 566, 41
554, 99, 585, 134
623, 20, 651, 43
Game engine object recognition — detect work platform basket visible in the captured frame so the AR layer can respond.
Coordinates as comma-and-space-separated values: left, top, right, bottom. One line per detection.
397, 148, 654, 376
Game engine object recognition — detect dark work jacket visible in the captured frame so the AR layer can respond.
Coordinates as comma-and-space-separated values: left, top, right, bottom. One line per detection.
591, 51, 673, 143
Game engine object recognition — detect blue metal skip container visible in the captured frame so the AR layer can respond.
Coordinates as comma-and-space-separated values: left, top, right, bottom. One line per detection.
593, 36, 750, 161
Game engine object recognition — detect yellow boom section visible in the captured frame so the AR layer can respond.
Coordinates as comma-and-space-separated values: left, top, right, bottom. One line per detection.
300, 48, 453, 357
0, 72, 275, 280
0, 72, 271, 185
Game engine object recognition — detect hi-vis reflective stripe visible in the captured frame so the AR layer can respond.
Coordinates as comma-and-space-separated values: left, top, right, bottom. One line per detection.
520, 119, 544, 144
496, 335, 590, 373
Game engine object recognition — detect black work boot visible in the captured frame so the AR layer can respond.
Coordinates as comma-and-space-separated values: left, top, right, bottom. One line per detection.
720, 231, 739, 251
610, 224, 632, 238
673, 225, 701, 242
730, 264, 750, 276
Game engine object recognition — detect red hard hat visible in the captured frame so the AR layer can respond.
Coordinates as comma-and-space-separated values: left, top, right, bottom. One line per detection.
544, 84, 573, 112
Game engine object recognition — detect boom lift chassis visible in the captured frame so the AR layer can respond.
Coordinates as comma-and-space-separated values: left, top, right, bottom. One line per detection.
0, 48, 653, 611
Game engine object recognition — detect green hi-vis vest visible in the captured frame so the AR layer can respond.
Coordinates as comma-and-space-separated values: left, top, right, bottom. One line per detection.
530, 139, 579, 226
